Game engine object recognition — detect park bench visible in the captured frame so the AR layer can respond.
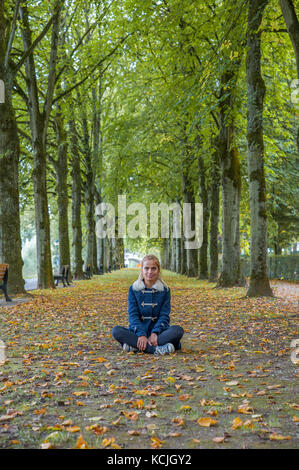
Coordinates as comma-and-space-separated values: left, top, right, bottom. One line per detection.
54, 265, 70, 287
0, 264, 12, 301
84, 264, 91, 279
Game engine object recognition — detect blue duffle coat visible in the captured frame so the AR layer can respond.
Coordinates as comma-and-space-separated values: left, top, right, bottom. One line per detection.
128, 279, 171, 337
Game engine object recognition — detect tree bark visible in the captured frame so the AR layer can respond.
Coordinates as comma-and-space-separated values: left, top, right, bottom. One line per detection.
198, 152, 209, 279
54, 103, 71, 274
180, 234, 187, 275
279, 0, 299, 151
0, 1, 25, 294
80, 100, 96, 275
209, 144, 220, 282
20, 2, 63, 289
182, 152, 198, 277
69, 117, 84, 279
217, 71, 244, 287
246, 0, 273, 297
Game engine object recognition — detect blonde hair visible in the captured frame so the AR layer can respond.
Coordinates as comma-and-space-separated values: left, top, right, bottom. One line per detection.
138, 254, 168, 288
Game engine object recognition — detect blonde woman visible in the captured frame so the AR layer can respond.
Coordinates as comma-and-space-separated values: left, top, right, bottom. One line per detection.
112, 254, 184, 355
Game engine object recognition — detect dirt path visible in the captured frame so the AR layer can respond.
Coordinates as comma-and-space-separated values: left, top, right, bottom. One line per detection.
0, 270, 298, 449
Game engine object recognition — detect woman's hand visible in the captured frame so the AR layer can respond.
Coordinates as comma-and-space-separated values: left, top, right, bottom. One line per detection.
148, 333, 158, 347
137, 335, 148, 351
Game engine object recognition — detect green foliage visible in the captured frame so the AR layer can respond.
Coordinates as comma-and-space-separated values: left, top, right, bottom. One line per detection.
4, 0, 298, 256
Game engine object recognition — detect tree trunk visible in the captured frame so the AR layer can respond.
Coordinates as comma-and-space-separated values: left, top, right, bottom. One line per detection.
198, 153, 209, 279
279, 0, 299, 151
54, 105, 71, 274
69, 117, 84, 279
20, 2, 62, 289
0, 72, 25, 294
246, 0, 273, 297
0, 1, 25, 294
162, 238, 169, 270
81, 104, 96, 274
182, 155, 198, 277
175, 237, 181, 273
209, 145, 220, 282
33, 141, 54, 289
180, 235, 187, 275
217, 71, 244, 287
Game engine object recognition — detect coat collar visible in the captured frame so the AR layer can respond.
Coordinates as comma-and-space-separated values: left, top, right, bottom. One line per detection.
132, 279, 166, 292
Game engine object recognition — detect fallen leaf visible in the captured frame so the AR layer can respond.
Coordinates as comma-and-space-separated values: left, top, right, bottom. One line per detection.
66, 426, 80, 433
231, 417, 243, 429
212, 436, 225, 443
151, 437, 164, 448
197, 417, 218, 427
269, 433, 291, 440
75, 435, 89, 449
172, 417, 185, 426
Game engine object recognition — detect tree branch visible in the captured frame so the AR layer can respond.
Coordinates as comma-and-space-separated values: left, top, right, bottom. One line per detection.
4, 0, 21, 69
16, 14, 54, 73
52, 34, 133, 104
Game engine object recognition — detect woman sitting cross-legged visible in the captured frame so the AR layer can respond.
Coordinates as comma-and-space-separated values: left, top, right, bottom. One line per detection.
112, 254, 184, 355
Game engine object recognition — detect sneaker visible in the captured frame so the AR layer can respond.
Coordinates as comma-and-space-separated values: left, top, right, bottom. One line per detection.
154, 343, 175, 355
123, 343, 138, 353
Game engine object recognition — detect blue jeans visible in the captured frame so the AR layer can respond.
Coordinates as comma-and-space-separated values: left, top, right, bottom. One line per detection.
112, 325, 184, 354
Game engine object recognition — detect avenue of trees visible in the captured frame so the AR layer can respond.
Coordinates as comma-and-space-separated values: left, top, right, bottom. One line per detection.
0, 0, 298, 297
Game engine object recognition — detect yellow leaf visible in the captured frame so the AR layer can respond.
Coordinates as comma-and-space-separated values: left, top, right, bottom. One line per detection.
121, 411, 138, 421
238, 404, 253, 414
34, 408, 47, 415
232, 417, 243, 429
180, 405, 192, 411
197, 417, 218, 427
269, 433, 291, 440
172, 417, 185, 426
207, 409, 218, 417
85, 425, 108, 435
75, 435, 88, 449
66, 426, 80, 433
132, 399, 144, 409
128, 430, 140, 436
292, 416, 299, 422
94, 357, 107, 363
166, 377, 176, 383
102, 437, 115, 448
151, 437, 164, 448
178, 394, 193, 400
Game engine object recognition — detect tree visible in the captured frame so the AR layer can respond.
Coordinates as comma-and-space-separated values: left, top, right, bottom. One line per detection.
20, 1, 63, 289
246, 0, 273, 296
279, 0, 299, 151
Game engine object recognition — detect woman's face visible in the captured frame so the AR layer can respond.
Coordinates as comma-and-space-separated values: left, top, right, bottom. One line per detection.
142, 259, 159, 285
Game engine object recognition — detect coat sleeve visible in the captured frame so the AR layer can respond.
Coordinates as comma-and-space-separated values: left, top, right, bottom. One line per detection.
128, 286, 147, 337
151, 288, 171, 335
